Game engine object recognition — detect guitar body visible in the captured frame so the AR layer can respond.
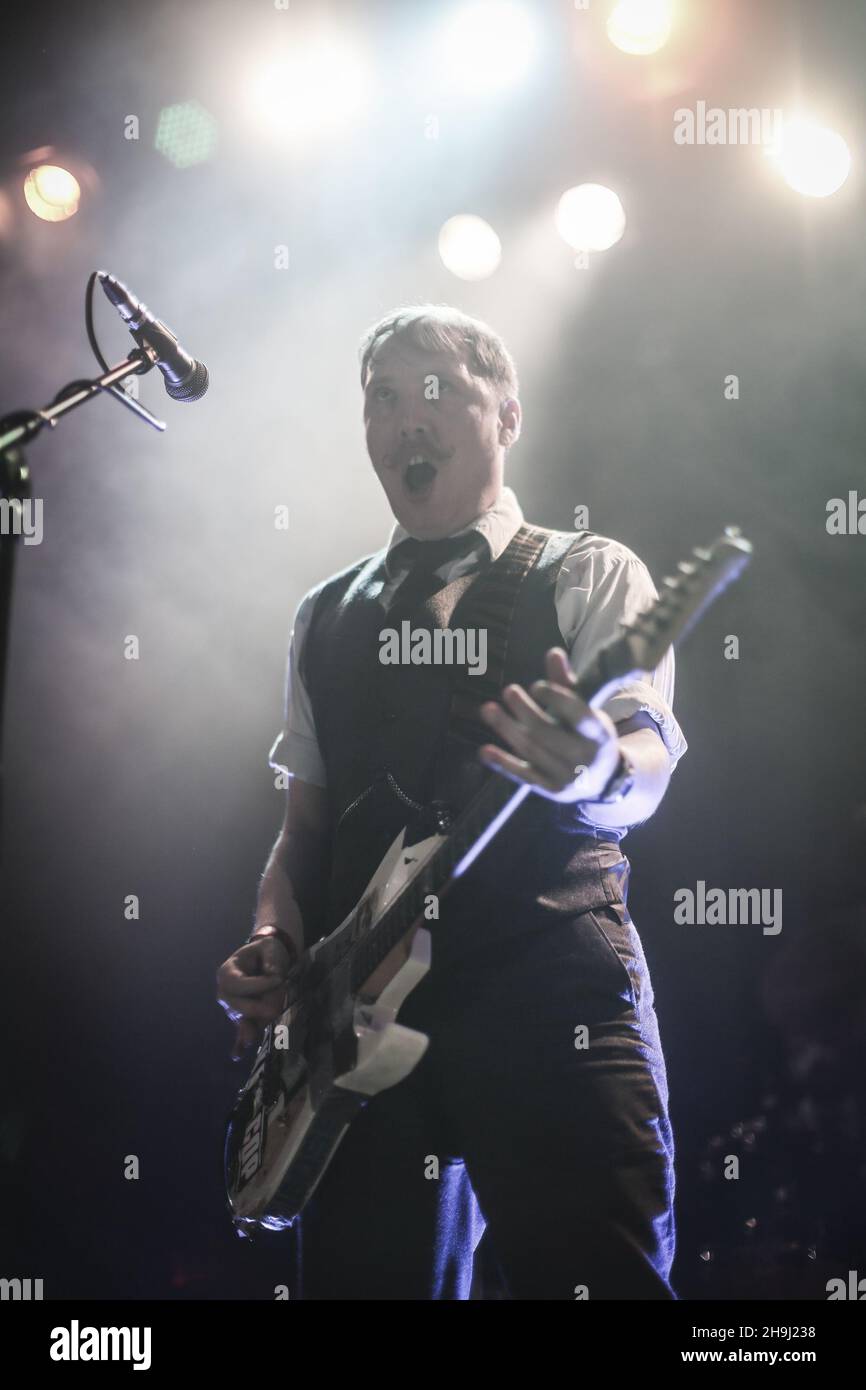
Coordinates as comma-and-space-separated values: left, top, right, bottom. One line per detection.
223, 528, 752, 1235
224, 826, 445, 1233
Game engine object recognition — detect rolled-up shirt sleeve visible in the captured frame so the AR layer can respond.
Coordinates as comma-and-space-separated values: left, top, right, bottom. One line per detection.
267, 589, 328, 787
555, 536, 688, 772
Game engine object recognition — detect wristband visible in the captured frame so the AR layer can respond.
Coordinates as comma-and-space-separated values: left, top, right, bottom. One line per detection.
247, 924, 299, 961
583, 747, 636, 805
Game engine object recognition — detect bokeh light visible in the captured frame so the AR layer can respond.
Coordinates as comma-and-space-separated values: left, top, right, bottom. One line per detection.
555, 183, 626, 252
155, 101, 218, 169
245, 33, 370, 139
768, 116, 851, 198
22, 164, 81, 222
438, 214, 502, 279
607, 0, 674, 57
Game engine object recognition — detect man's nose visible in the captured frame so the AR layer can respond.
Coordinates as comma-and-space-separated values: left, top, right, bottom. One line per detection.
397, 395, 435, 438
400, 421, 430, 439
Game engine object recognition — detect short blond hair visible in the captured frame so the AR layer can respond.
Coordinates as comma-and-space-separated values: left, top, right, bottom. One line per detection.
359, 303, 519, 402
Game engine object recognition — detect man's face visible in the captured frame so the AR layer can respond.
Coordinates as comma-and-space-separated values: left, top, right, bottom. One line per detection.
362, 336, 520, 539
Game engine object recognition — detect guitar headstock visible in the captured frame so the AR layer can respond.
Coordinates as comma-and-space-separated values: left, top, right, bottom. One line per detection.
577, 527, 753, 704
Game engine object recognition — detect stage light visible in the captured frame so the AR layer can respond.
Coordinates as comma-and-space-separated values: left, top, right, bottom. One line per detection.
245, 33, 369, 139
438, 214, 502, 280
555, 184, 626, 252
22, 164, 81, 221
155, 101, 218, 168
440, 2, 537, 94
607, 0, 674, 56
768, 117, 851, 198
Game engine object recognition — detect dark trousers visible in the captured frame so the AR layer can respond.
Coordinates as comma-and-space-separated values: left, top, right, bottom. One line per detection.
298, 902, 676, 1300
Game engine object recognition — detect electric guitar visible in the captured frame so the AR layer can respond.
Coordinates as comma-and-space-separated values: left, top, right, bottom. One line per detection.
224, 528, 752, 1235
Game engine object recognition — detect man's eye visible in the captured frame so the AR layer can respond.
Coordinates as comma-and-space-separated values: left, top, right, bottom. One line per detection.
373, 386, 393, 401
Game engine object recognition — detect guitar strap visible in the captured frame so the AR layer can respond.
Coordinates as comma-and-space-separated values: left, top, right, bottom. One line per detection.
438, 523, 568, 744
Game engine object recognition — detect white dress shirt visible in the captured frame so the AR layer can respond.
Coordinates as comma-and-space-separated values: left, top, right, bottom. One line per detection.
269, 486, 688, 798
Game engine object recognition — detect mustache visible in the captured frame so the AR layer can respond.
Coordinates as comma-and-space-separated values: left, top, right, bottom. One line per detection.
389, 443, 450, 470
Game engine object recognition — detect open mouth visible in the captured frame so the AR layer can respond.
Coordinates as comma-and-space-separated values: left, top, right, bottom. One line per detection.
403, 453, 438, 495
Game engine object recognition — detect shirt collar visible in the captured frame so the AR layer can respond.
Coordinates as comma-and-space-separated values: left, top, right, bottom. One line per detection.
383, 485, 524, 578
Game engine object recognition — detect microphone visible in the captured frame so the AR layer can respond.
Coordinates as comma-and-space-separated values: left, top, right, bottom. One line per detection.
97, 271, 209, 403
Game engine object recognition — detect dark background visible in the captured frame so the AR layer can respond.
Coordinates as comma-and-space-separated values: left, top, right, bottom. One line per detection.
1, 0, 864, 1299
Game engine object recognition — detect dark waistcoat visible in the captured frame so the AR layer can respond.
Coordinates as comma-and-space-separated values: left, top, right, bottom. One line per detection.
301, 522, 631, 969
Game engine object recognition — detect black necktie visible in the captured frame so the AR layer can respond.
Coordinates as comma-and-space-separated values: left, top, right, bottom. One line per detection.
388, 531, 483, 616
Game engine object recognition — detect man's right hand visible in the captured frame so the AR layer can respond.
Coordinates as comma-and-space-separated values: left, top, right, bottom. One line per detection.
216, 935, 297, 1061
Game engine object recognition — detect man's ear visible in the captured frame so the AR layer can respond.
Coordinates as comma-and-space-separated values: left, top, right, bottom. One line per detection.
499, 396, 521, 448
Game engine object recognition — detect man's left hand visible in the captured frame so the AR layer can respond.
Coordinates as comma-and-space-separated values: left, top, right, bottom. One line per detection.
478, 647, 622, 803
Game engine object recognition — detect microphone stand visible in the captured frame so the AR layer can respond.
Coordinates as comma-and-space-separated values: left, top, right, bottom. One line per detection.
0, 344, 165, 865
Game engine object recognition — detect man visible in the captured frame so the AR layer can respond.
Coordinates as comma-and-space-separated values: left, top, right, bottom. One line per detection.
217, 304, 687, 1300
